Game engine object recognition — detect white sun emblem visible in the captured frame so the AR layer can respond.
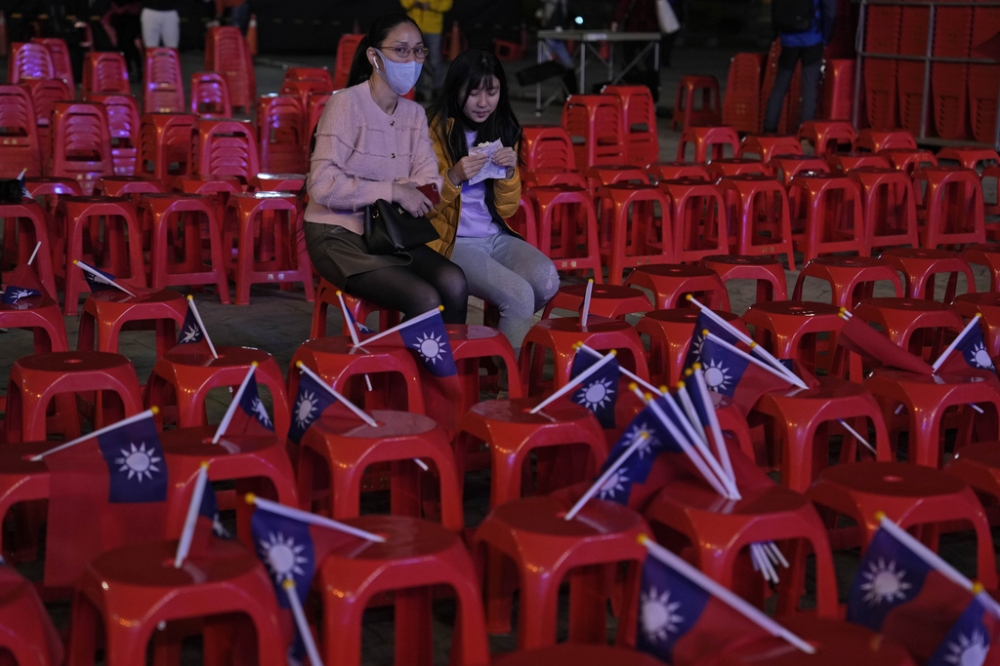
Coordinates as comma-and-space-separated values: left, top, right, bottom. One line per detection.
702, 358, 733, 393
598, 467, 629, 499
859, 558, 912, 606
211, 513, 229, 538
179, 324, 201, 343
114, 441, 162, 482
411, 332, 449, 365
969, 343, 994, 370
294, 390, 320, 429
574, 377, 616, 411
258, 531, 309, 584
251, 397, 272, 428
8, 289, 32, 302
641, 586, 684, 644
624, 423, 657, 458
944, 630, 989, 666
689, 333, 706, 362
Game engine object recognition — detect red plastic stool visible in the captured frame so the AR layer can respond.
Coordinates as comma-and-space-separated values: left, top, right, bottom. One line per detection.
159, 425, 298, 544
138, 112, 195, 185
676, 126, 739, 163
471, 494, 646, 647
954, 292, 1000, 356
543, 283, 653, 320
635, 308, 747, 395
647, 161, 711, 183
766, 154, 829, 186
493, 645, 661, 666
701, 254, 789, 303
738, 135, 803, 162
787, 173, 865, 262
223, 191, 314, 305
584, 164, 650, 196
0, 562, 64, 665
672, 76, 721, 130
77, 289, 187, 359
806, 460, 996, 587
4, 351, 142, 444
797, 120, 856, 157
593, 182, 672, 283
317, 515, 490, 666
912, 166, 986, 247
864, 368, 1000, 468
139, 193, 231, 302
0, 199, 58, 300
519, 318, 648, 397
0, 442, 53, 564
144, 345, 290, 436
717, 175, 796, 268
453, 398, 607, 509
445, 323, 524, 424
288, 336, 425, 415
981, 164, 1000, 223
792, 256, 903, 309
644, 477, 839, 617
852, 297, 964, 362
847, 167, 919, 254
879, 148, 938, 175
936, 146, 1000, 170
91, 176, 164, 201
690, 616, 917, 666
309, 278, 401, 338
0, 296, 68, 355
624, 264, 729, 311
856, 129, 917, 153
659, 179, 727, 263
705, 158, 772, 181
528, 185, 604, 282
962, 244, 1000, 291
879, 248, 976, 302
297, 411, 464, 531
945, 440, 1000, 508
66, 539, 286, 666
56, 196, 146, 316
753, 377, 891, 492
743, 301, 845, 375
826, 153, 891, 174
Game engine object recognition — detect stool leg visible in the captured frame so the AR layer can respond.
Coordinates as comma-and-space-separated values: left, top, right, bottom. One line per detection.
517, 566, 561, 649
67, 596, 100, 666
394, 587, 434, 666
567, 564, 609, 643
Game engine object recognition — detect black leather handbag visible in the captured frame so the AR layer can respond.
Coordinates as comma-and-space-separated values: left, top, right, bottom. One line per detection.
363, 198, 439, 254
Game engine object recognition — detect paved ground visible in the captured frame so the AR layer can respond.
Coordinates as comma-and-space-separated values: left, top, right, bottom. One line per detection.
0, 43, 997, 664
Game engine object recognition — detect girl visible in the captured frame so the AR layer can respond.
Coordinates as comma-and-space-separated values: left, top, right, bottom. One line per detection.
426, 49, 559, 351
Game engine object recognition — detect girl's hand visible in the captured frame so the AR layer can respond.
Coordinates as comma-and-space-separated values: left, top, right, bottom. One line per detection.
391, 182, 433, 217
491, 146, 518, 169
448, 153, 490, 185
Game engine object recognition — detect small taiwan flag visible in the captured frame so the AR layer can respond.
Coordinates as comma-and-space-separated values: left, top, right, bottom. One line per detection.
83, 264, 120, 292
229, 372, 275, 436
176, 307, 205, 345
936, 319, 996, 376
568, 348, 620, 428
1, 263, 45, 304
397, 310, 457, 378
287, 370, 338, 444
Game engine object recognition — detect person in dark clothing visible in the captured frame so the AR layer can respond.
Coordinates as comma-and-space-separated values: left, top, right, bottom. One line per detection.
102, 0, 143, 78
762, 0, 837, 134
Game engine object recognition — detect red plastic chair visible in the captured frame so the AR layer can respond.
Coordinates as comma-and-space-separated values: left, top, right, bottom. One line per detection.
189, 118, 259, 185
826, 152, 891, 174
847, 166, 919, 254
912, 166, 986, 248
738, 134, 803, 162
22, 78, 73, 164
624, 264, 729, 311
561, 95, 626, 169
879, 147, 938, 175
255, 93, 306, 174
602, 85, 658, 167
701, 254, 789, 303
204, 26, 255, 113
936, 146, 1000, 171
0, 84, 42, 178
717, 174, 796, 268
138, 112, 195, 184
527, 185, 603, 283
853, 297, 964, 362
855, 129, 917, 153
676, 126, 739, 163
87, 93, 140, 177
142, 47, 184, 113
879, 248, 976, 302
787, 172, 865, 262
48, 102, 114, 195
6, 42, 55, 83
792, 257, 903, 309
308, 278, 400, 338
81, 51, 129, 98
647, 161, 711, 183
443, 323, 524, 426
77, 289, 188, 361
332, 33, 364, 90
305, 91, 332, 143
721, 53, 763, 135
743, 301, 846, 376
946, 440, 1000, 510
543, 283, 653, 320
189, 71, 232, 118
672, 75, 721, 130
705, 158, 771, 180
30, 37, 73, 89
659, 178, 728, 263
284, 66, 333, 89
766, 154, 829, 186
593, 182, 672, 283
278, 78, 331, 118
797, 120, 855, 157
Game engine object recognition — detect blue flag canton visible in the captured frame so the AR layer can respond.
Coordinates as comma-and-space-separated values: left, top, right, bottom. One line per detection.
636, 554, 710, 663
83, 265, 118, 292
569, 351, 620, 428
684, 311, 742, 370
199, 482, 231, 539
239, 375, 274, 431
250, 509, 317, 607
399, 313, 457, 377
287, 371, 337, 444
177, 308, 205, 345
594, 403, 679, 504
847, 527, 934, 631
696, 334, 751, 397
1, 284, 41, 305
96, 415, 168, 503
956, 323, 995, 372
927, 596, 993, 666
346, 308, 372, 334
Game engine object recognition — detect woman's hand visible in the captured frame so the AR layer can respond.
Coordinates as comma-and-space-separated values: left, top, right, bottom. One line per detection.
492, 146, 518, 179
391, 182, 433, 217
448, 153, 490, 185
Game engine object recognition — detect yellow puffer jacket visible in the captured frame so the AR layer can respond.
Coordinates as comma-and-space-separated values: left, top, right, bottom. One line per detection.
426, 116, 522, 259
401, 0, 453, 35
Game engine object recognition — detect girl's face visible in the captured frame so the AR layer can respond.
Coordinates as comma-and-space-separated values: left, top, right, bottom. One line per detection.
461, 75, 501, 124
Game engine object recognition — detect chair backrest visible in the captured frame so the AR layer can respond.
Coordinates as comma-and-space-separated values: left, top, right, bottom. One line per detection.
31, 37, 74, 89
82, 52, 130, 97
284, 67, 333, 89
0, 84, 42, 177
190, 71, 233, 118
143, 47, 185, 113
257, 94, 306, 173
306, 92, 333, 146
8, 42, 55, 83
50, 102, 114, 192
192, 118, 259, 182
332, 34, 364, 90
139, 112, 196, 182
521, 126, 576, 172
204, 26, 256, 112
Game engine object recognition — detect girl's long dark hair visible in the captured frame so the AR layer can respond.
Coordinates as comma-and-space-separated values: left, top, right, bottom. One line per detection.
346, 13, 421, 87
428, 49, 521, 163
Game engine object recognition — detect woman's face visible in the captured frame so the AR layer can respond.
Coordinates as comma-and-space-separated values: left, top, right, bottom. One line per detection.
461, 75, 501, 124
371, 22, 426, 67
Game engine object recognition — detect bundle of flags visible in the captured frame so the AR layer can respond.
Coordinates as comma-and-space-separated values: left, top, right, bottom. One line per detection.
847, 516, 1000, 665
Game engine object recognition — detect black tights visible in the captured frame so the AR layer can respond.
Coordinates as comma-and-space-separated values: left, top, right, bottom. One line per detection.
345, 245, 469, 324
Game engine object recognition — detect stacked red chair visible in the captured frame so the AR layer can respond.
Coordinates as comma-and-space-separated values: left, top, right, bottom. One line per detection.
6, 42, 55, 83
0, 84, 42, 178
284, 66, 333, 89
48, 101, 114, 196
205, 26, 256, 113
138, 112, 195, 185
561, 95, 626, 169
22, 78, 72, 164
677, 126, 740, 163
930, 0, 973, 140
87, 94, 140, 177
969, 3, 1000, 144
81, 52, 130, 98
721, 53, 763, 134
279, 77, 332, 116
256, 93, 306, 174
142, 47, 184, 113
863, 5, 900, 129
820, 59, 854, 121
189, 71, 233, 118
332, 33, 364, 90
30, 37, 73, 89
760, 40, 801, 134
601, 85, 658, 167
520, 125, 576, 172
190, 118, 259, 185
896, 4, 929, 135
672, 75, 721, 130
305, 90, 331, 142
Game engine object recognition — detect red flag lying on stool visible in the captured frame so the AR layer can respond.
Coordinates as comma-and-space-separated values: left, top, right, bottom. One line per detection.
836, 314, 935, 375
44, 410, 170, 588
568, 346, 620, 428
1, 262, 45, 304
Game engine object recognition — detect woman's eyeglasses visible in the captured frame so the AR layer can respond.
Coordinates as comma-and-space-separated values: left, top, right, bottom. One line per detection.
379, 45, 430, 60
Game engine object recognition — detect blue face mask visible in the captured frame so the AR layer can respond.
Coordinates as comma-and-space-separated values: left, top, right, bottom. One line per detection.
373, 49, 422, 96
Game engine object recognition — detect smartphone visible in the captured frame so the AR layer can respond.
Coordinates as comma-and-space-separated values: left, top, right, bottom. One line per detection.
417, 183, 440, 206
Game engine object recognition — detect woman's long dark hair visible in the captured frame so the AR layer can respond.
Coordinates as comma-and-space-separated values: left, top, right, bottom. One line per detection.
346, 13, 421, 87
428, 49, 521, 163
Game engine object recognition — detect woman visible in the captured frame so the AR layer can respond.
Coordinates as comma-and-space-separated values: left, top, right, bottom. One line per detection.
304, 13, 468, 323
426, 49, 559, 351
